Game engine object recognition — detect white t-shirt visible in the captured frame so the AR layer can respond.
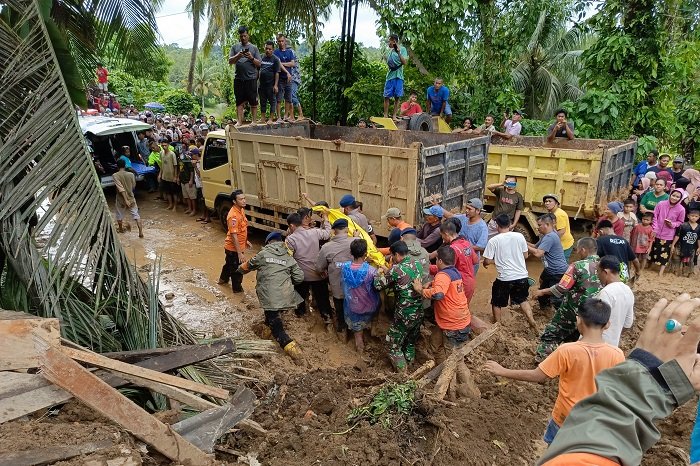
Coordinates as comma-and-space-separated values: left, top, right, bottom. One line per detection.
504, 119, 522, 136
597, 281, 635, 346
483, 231, 529, 281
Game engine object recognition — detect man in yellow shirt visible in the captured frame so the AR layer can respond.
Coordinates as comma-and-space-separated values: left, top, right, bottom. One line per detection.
543, 194, 575, 261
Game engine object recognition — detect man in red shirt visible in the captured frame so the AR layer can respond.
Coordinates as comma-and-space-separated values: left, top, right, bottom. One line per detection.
400, 91, 423, 117
218, 190, 251, 292
429, 220, 478, 301
96, 63, 109, 92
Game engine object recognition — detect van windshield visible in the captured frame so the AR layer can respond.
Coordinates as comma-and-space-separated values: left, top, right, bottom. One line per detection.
203, 138, 228, 170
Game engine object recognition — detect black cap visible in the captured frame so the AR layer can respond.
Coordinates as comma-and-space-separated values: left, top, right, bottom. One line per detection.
331, 219, 348, 229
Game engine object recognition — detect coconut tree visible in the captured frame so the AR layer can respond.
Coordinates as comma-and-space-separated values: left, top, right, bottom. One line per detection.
193, 57, 213, 109
186, 0, 206, 93
511, 10, 589, 120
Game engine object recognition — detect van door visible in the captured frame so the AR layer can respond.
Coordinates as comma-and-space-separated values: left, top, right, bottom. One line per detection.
201, 136, 232, 209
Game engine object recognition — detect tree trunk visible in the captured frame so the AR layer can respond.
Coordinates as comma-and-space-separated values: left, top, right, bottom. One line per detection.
186, 14, 200, 94
340, 0, 359, 126
312, 42, 317, 121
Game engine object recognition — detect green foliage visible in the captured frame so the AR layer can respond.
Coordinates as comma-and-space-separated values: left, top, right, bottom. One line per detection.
347, 381, 417, 428
162, 89, 200, 115
108, 69, 170, 108
299, 39, 370, 124
520, 118, 551, 136
636, 135, 660, 161
344, 62, 391, 123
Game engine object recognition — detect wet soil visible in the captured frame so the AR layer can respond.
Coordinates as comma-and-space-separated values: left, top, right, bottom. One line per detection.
4, 191, 697, 465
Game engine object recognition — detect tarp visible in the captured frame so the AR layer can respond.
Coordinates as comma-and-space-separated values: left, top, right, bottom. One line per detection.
78, 116, 150, 136
312, 206, 387, 268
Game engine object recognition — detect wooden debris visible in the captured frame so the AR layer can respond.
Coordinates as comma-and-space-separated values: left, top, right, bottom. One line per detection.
1, 340, 236, 423
0, 311, 59, 370
0, 440, 113, 466
408, 360, 435, 380
214, 446, 246, 457
172, 386, 256, 453
38, 342, 213, 465
60, 346, 229, 399
420, 323, 500, 386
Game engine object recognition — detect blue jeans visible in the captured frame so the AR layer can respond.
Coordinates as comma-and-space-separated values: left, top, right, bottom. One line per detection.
563, 246, 573, 262
543, 418, 560, 444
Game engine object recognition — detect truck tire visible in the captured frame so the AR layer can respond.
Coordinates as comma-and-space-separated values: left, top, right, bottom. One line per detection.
513, 221, 535, 244
217, 199, 232, 231
407, 113, 433, 132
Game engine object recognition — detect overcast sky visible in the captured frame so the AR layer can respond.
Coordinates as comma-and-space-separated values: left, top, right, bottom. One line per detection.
155, 0, 383, 49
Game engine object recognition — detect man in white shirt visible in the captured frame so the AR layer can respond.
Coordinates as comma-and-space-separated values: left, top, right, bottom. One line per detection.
595, 255, 634, 346
493, 110, 523, 140
483, 213, 536, 328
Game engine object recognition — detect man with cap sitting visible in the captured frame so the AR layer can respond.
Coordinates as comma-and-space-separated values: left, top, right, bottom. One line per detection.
316, 218, 355, 334
543, 194, 575, 261
238, 231, 305, 360
378, 207, 412, 255
339, 194, 377, 244
417, 205, 444, 253
442, 198, 488, 273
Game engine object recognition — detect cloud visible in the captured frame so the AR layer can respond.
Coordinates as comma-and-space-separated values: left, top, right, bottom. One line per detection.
155, 0, 382, 48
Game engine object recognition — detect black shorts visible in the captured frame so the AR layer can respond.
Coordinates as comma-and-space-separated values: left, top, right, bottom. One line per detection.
159, 180, 178, 194
234, 79, 258, 106
491, 278, 530, 307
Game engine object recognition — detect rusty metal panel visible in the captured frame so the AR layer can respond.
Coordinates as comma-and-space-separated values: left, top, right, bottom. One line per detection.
418, 136, 490, 218
597, 141, 637, 206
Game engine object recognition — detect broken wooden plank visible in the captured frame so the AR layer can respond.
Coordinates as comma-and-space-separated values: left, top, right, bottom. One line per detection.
104, 369, 219, 412
59, 346, 229, 400
0, 313, 60, 370
0, 341, 235, 424
100, 338, 235, 364
38, 342, 213, 465
0, 440, 113, 466
172, 386, 256, 453
420, 323, 500, 386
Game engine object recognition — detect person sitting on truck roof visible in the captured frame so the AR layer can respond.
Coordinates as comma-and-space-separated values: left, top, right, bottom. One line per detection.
383, 34, 408, 120
452, 117, 477, 134
492, 110, 523, 140
474, 115, 496, 134
486, 176, 524, 238
426, 78, 452, 123
542, 194, 575, 261
400, 91, 422, 117
547, 109, 575, 142
339, 194, 377, 244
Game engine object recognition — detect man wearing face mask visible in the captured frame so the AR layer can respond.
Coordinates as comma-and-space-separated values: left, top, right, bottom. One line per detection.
486, 176, 524, 238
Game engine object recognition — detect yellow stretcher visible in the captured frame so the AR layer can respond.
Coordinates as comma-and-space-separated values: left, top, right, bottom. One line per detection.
369, 116, 451, 133
312, 206, 387, 268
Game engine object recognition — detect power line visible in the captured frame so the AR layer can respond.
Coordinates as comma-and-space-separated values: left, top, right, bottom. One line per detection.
156, 10, 188, 19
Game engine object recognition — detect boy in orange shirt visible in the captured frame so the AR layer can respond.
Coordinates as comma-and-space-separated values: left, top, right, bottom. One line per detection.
484, 298, 624, 444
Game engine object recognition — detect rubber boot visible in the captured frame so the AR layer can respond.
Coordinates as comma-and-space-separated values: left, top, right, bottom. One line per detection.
284, 341, 303, 361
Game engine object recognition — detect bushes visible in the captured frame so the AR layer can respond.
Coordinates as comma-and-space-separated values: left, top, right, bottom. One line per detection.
162, 90, 200, 115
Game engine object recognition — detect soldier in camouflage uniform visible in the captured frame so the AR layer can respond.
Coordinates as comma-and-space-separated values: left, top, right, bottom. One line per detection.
533, 237, 601, 362
374, 240, 425, 371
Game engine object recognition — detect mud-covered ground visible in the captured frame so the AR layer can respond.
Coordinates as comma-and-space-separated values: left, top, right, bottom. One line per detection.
2, 190, 697, 465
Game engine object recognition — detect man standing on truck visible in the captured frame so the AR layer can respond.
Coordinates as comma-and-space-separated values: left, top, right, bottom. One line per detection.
259, 41, 281, 123
274, 33, 297, 121
383, 34, 408, 120
542, 194, 575, 261
547, 109, 575, 142
486, 176, 524, 238
426, 78, 452, 123
218, 190, 251, 293
229, 26, 261, 127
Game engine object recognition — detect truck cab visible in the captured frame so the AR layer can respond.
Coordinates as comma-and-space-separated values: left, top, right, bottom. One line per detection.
200, 130, 235, 227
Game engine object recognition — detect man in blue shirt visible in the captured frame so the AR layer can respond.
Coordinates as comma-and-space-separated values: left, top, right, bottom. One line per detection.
630, 149, 659, 188
274, 33, 297, 121
383, 34, 408, 119
441, 198, 488, 273
426, 78, 451, 123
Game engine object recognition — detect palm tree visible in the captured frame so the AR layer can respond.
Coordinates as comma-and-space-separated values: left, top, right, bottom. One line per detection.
511, 10, 589, 120
0, 0, 163, 105
193, 57, 212, 109
186, 0, 206, 93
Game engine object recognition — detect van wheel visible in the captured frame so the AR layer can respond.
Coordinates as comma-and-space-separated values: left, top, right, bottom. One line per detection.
513, 222, 535, 243
408, 113, 433, 132
217, 199, 232, 230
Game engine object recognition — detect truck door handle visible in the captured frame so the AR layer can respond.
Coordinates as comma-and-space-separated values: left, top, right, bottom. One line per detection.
225, 180, 231, 185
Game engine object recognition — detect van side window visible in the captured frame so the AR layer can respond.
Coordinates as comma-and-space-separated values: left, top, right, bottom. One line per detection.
203, 138, 228, 170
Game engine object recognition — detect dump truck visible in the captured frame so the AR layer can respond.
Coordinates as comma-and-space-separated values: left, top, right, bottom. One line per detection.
485, 136, 637, 241
200, 122, 489, 237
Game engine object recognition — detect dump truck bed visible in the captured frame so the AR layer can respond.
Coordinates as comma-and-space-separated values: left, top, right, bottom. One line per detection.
486, 136, 636, 221
215, 122, 489, 236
